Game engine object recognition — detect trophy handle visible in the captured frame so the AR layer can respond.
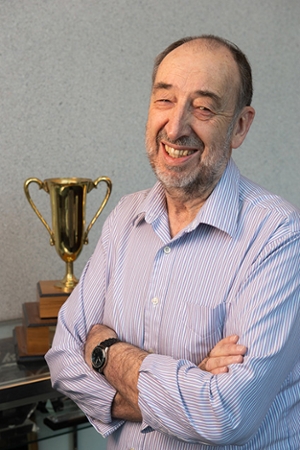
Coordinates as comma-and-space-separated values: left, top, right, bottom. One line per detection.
83, 176, 112, 244
24, 177, 55, 246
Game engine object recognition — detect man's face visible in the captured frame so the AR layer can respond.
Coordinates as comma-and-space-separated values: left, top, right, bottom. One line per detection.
145, 41, 241, 198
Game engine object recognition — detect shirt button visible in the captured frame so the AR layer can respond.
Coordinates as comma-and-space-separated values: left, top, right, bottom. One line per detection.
151, 297, 159, 306
164, 246, 171, 254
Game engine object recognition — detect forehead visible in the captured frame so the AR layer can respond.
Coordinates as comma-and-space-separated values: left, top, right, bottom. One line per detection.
154, 41, 240, 102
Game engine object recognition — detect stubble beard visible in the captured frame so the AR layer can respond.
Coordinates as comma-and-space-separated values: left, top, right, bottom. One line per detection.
145, 127, 233, 200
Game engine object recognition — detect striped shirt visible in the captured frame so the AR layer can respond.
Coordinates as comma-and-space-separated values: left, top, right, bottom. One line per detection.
46, 158, 300, 449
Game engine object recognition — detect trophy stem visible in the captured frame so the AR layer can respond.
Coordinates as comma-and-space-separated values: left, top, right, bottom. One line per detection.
55, 261, 79, 293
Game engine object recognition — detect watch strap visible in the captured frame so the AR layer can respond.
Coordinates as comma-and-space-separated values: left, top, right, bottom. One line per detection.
99, 338, 120, 349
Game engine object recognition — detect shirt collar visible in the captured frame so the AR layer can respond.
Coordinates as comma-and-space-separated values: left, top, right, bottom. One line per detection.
134, 182, 166, 226
134, 158, 240, 238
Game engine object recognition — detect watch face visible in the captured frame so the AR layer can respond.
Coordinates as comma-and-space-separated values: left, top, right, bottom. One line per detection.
91, 346, 105, 371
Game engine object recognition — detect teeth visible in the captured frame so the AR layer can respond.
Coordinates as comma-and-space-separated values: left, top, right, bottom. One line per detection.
165, 145, 195, 158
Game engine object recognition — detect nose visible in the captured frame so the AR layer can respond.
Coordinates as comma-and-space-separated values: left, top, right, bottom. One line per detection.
164, 103, 191, 141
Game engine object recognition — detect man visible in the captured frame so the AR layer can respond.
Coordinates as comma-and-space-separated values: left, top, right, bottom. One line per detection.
46, 35, 300, 449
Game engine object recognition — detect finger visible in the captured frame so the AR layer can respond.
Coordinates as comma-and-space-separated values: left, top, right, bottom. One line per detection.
204, 354, 244, 372
224, 334, 239, 344
209, 366, 229, 375
212, 334, 240, 345
208, 335, 237, 357
209, 339, 247, 358
211, 344, 247, 357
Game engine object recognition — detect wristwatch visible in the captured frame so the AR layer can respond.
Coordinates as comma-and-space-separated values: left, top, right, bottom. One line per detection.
91, 338, 120, 373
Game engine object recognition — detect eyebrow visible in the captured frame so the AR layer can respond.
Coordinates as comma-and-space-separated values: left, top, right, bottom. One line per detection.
152, 82, 222, 107
152, 82, 173, 92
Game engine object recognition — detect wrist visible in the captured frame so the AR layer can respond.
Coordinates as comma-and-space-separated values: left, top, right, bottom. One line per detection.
91, 338, 120, 374
104, 342, 148, 382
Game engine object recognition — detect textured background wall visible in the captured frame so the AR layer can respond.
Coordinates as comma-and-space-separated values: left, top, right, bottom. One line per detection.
0, 0, 299, 321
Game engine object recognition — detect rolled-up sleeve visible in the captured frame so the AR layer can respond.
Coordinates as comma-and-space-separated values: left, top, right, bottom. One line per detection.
137, 232, 300, 446
45, 220, 125, 438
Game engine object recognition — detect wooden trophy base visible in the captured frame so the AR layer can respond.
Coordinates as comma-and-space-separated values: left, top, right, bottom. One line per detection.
14, 302, 57, 362
37, 280, 70, 319
14, 280, 71, 361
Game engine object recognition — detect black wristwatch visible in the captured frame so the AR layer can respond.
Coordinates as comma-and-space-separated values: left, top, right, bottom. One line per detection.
91, 338, 120, 373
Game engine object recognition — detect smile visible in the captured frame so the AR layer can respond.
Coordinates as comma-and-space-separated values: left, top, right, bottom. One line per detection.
165, 144, 196, 159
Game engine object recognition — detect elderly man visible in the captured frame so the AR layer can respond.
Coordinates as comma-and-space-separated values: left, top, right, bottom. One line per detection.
46, 35, 300, 449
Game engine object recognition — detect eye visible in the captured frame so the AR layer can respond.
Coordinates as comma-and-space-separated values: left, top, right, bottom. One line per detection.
153, 98, 173, 109
156, 98, 171, 103
194, 105, 215, 121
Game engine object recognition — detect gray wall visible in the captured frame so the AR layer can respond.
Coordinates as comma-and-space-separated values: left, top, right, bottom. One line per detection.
0, 0, 299, 321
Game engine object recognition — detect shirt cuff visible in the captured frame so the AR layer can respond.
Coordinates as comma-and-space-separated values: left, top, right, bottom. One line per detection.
138, 353, 176, 433
87, 415, 125, 438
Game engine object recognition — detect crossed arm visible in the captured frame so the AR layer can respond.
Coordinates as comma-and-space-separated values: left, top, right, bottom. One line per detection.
84, 324, 246, 422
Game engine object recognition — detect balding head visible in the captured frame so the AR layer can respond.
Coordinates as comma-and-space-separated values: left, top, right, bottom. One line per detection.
152, 35, 253, 114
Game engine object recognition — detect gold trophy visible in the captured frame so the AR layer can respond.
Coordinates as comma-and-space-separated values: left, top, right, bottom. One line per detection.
24, 177, 112, 293
15, 176, 111, 359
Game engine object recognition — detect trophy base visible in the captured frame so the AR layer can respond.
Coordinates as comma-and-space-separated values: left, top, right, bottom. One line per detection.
37, 280, 70, 319
14, 302, 57, 361
54, 278, 78, 294
14, 326, 45, 362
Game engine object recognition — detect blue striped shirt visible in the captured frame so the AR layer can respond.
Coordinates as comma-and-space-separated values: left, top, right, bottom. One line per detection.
46, 158, 300, 449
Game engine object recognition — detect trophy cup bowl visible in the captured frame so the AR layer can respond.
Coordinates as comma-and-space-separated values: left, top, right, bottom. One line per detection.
24, 176, 112, 293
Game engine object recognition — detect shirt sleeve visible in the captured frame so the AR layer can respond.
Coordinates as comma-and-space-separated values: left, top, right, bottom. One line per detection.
45, 217, 124, 438
137, 231, 300, 446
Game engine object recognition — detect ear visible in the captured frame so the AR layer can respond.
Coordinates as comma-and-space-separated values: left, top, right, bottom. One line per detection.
231, 106, 255, 149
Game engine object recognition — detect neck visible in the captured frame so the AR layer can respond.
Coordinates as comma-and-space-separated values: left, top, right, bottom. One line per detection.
165, 186, 213, 237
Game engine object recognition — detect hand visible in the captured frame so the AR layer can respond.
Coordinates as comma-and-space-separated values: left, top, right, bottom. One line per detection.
84, 324, 117, 369
198, 335, 247, 374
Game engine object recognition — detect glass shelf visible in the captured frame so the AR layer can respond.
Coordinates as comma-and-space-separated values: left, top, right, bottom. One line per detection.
0, 397, 91, 449
0, 319, 91, 450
